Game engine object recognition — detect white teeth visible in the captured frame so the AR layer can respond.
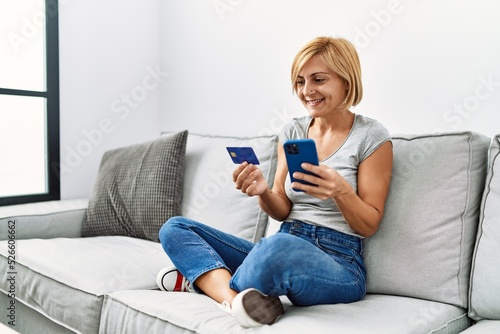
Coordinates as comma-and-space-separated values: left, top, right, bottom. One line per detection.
308, 98, 324, 104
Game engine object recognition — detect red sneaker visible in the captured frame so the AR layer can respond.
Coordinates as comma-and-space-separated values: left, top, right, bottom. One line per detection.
156, 266, 193, 292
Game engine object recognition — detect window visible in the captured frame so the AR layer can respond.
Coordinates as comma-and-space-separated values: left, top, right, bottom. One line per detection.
0, 0, 60, 206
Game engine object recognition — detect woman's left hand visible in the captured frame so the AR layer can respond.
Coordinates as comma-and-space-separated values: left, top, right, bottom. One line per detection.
291, 163, 353, 200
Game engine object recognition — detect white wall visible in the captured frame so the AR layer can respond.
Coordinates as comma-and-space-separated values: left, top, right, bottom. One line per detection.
59, 0, 162, 199
58, 0, 500, 199
159, 0, 500, 138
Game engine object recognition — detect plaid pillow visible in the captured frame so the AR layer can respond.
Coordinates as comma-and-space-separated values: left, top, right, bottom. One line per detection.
82, 130, 188, 242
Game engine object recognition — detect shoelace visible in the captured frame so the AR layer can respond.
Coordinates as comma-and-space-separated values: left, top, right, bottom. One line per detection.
182, 278, 192, 292
215, 301, 233, 315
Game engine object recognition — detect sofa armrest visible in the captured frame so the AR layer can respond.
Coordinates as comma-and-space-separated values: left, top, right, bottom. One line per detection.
0, 199, 88, 240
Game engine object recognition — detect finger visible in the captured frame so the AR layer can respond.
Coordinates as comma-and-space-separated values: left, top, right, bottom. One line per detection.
245, 180, 259, 196
301, 163, 326, 178
292, 181, 329, 200
291, 181, 306, 192
293, 171, 321, 188
232, 162, 248, 183
240, 168, 261, 193
234, 163, 256, 187
235, 164, 257, 190
303, 185, 328, 199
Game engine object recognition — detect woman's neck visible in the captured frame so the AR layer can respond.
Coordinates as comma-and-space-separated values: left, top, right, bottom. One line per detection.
309, 110, 354, 136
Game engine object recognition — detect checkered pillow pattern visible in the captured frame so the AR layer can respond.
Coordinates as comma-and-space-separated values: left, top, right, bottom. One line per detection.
82, 130, 188, 241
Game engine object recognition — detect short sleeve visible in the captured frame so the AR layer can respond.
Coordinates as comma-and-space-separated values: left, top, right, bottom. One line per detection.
279, 116, 312, 144
359, 120, 391, 162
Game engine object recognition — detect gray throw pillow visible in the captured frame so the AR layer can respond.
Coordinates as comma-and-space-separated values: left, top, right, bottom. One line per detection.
82, 130, 188, 242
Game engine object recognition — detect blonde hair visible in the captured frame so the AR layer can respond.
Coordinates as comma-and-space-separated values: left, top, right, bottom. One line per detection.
291, 36, 363, 109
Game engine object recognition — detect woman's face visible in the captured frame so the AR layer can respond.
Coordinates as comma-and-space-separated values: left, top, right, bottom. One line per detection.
296, 55, 348, 117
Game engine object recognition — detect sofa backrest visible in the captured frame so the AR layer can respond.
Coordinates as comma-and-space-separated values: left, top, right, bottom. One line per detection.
469, 135, 500, 321
364, 132, 490, 308
180, 133, 278, 243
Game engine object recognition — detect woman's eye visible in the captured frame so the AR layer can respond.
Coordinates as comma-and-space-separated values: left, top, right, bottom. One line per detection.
314, 78, 326, 83
296, 80, 305, 86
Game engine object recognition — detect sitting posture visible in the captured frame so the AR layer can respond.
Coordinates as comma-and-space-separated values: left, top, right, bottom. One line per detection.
157, 36, 393, 327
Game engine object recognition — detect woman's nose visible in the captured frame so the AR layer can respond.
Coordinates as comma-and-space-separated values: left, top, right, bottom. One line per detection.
303, 81, 314, 95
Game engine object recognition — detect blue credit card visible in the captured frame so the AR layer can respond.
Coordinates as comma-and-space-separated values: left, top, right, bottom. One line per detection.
226, 147, 260, 165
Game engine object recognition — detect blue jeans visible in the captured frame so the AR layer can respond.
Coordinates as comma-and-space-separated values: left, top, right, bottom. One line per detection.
159, 217, 366, 306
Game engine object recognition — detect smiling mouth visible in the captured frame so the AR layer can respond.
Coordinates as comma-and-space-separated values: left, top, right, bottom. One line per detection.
307, 98, 325, 106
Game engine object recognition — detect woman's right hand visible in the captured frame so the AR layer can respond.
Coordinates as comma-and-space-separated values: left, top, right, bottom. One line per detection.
232, 162, 269, 197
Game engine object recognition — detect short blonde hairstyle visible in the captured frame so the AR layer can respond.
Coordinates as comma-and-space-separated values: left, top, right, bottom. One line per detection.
291, 36, 363, 109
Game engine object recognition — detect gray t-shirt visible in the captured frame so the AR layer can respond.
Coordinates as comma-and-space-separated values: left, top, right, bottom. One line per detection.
279, 114, 391, 238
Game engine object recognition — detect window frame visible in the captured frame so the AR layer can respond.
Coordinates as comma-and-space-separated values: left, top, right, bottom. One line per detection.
0, 0, 60, 206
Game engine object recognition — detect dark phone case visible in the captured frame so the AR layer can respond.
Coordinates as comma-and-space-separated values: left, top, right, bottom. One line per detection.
283, 139, 319, 191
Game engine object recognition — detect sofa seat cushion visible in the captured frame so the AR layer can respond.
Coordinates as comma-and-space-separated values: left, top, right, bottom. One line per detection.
459, 320, 500, 333
0, 236, 171, 334
469, 135, 500, 320
100, 291, 470, 334
364, 132, 490, 308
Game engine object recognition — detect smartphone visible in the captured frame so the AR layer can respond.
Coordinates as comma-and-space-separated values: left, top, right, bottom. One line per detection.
226, 147, 260, 165
283, 139, 319, 191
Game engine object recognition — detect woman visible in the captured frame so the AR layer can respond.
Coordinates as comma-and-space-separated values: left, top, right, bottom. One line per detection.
157, 36, 393, 327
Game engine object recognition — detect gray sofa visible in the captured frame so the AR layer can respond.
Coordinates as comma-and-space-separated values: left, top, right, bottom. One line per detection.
1, 131, 499, 334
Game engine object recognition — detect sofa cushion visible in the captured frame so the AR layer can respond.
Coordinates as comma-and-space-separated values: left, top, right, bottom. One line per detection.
100, 291, 470, 334
83, 130, 188, 242
459, 320, 500, 334
178, 133, 278, 242
0, 236, 171, 334
469, 135, 500, 321
364, 132, 490, 308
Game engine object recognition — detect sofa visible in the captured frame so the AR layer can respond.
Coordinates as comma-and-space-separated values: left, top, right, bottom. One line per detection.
1, 130, 499, 334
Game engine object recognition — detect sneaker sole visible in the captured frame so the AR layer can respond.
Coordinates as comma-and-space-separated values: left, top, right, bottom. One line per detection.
232, 289, 284, 327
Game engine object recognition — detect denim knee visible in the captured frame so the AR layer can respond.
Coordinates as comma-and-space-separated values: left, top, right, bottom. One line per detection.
257, 234, 307, 269
158, 216, 184, 248
240, 234, 301, 275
